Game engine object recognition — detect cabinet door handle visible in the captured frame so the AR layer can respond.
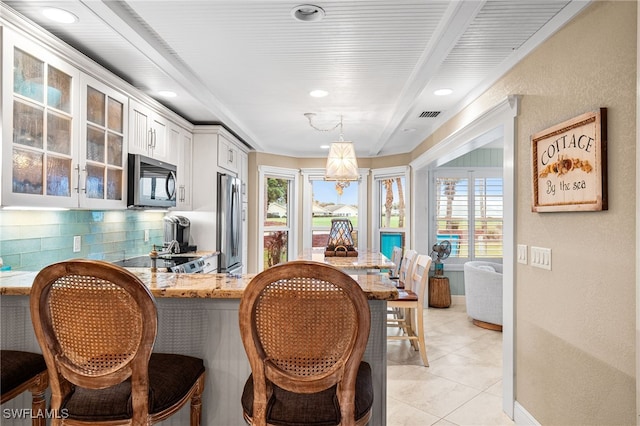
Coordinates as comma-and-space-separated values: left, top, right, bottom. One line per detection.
179, 185, 185, 202
81, 167, 87, 193
74, 164, 80, 193
228, 148, 233, 164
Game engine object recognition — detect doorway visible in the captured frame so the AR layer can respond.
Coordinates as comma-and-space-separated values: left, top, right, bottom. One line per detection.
411, 96, 519, 418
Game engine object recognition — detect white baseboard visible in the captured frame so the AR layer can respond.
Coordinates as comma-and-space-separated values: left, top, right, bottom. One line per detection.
514, 401, 541, 425
451, 295, 465, 305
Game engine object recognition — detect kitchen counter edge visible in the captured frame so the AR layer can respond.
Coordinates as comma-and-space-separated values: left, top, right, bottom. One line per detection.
0, 269, 398, 301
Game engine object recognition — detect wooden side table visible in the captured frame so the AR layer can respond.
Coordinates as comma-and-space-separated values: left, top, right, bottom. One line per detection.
429, 275, 451, 308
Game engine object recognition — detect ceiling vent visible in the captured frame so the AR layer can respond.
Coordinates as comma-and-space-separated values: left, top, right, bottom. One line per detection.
419, 111, 441, 118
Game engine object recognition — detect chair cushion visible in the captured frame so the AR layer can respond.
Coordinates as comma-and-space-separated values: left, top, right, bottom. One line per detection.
395, 289, 418, 301
1, 350, 47, 396
62, 353, 205, 421
241, 361, 373, 426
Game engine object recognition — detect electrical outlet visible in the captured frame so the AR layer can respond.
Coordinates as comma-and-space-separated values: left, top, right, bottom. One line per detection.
73, 235, 81, 253
144, 229, 150, 242
517, 244, 527, 264
531, 246, 551, 270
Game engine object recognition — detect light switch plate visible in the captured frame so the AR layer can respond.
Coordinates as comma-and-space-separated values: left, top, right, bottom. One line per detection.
144, 229, 150, 242
517, 244, 528, 264
73, 235, 81, 253
531, 246, 551, 270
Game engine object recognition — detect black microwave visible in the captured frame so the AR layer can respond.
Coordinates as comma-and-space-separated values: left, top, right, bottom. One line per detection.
127, 154, 177, 208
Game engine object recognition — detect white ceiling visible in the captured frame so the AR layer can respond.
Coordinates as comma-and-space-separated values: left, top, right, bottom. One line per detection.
2, 0, 590, 158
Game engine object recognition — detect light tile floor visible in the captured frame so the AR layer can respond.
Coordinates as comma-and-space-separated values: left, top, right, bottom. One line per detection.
386, 302, 514, 426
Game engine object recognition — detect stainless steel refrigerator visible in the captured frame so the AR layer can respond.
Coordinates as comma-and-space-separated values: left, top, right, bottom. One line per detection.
217, 173, 243, 273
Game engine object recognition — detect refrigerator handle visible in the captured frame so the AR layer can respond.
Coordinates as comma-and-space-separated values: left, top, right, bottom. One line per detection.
231, 183, 239, 257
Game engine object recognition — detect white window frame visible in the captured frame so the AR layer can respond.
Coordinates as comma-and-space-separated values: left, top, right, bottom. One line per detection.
430, 167, 503, 267
257, 165, 298, 271
301, 168, 369, 251
371, 166, 411, 254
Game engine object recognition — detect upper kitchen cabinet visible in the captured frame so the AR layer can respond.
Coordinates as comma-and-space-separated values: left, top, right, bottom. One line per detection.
1, 28, 130, 209
170, 123, 193, 210
2, 28, 127, 208
191, 125, 249, 210
218, 131, 241, 174
80, 74, 128, 209
239, 150, 248, 204
128, 99, 169, 163
2, 32, 78, 209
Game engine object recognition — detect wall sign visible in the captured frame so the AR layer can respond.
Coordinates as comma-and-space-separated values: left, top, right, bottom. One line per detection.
531, 108, 607, 212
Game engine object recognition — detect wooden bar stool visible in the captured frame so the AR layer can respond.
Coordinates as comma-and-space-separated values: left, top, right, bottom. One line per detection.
30, 259, 206, 425
1, 350, 49, 426
239, 260, 373, 426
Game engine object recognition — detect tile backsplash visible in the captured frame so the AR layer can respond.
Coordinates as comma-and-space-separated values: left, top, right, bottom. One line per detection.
0, 210, 166, 271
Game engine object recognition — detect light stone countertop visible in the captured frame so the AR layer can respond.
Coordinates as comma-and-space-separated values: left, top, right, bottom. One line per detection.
298, 248, 396, 270
0, 268, 398, 300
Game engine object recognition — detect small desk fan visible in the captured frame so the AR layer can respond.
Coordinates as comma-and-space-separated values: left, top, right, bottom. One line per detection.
430, 240, 451, 275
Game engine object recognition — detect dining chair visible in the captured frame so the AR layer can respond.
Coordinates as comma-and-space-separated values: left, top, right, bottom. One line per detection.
239, 260, 373, 426
389, 246, 403, 279
29, 259, 206, 426
393, 249, 417, 289
387, 248, 418, 330
387, 254, 432, 367
1, 350, 49, 426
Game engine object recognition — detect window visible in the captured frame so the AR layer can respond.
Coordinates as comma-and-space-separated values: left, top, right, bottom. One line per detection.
301, 168, 368, 252
371, 167, 410, 260
431, 168, 503, 264
258, 166, 298, 271
311, 180, 359, 249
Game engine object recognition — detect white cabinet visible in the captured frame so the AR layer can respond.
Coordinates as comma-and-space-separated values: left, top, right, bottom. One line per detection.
79, 74, 128, 209
239, 150, 249, 203
217, 133, 240, 173
190, 125, 250, 269
170, 124, 193, 210
1, 29, 127, 209
129, 99, 169, 162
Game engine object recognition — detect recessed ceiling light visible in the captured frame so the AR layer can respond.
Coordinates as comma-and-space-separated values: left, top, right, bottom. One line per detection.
434, 88, 453, 96
320, 145, 331, 150
291, 4, 325, 22
42, 7, 78, 24
310, 89, 328, 98
158, 90, 177, 98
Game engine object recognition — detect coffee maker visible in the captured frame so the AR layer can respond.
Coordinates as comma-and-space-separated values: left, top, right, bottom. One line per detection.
163, 215, 196, 253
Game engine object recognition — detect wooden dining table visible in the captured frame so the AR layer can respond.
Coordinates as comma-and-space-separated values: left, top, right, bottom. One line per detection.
297, 247, 396, 271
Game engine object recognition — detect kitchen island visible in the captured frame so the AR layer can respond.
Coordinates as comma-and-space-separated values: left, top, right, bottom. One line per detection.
0, 266, 397, 426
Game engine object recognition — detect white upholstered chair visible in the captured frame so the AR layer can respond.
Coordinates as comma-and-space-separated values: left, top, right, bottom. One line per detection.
463, 261, 503, 331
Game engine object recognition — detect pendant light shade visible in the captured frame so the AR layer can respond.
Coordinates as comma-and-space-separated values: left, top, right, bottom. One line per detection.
324, 141, 359, 181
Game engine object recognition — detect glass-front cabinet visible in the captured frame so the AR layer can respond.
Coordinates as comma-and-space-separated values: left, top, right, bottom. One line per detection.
80, 75, 127, 208
2, 29, 127, 208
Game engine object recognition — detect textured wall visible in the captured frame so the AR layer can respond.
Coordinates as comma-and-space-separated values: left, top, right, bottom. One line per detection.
512, 2, 636, 423
412, 1, 636, 424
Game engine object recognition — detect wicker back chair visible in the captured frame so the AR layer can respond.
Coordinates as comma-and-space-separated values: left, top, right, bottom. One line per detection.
1, 350, 49, 426
239, 260, 373, 426
30, 259, 205, 426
